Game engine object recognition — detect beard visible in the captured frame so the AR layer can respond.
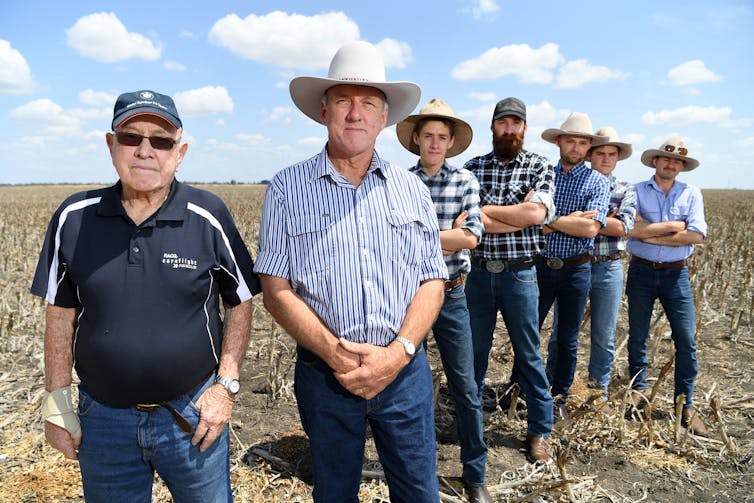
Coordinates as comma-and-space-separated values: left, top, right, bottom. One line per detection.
493, 131, 525, 161
562, 153, 587, 167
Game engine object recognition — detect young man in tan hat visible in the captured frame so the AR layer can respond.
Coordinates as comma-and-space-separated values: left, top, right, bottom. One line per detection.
547, 127, 636, 409
626, 135, 708, 435
538, 112, 610, 423
255, 41, 447, 502
463, 97, 556, 463
397, 99, 490, 503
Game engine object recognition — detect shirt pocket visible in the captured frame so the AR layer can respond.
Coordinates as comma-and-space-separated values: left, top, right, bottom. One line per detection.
502, 181, 531, 205
288, 214, 334, 274
670, 204, 689, 221
385, 209, 423, 267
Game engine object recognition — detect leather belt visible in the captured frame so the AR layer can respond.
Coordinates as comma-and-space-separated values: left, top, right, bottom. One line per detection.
444, 274, 466, 291
592, 252, 622, 263
136, 402, 194, 434
631, 256, 687, 270
471, 256, 535, 273
536, 254, 591, 270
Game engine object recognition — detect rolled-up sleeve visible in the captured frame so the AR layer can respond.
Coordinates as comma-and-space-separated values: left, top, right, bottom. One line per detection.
615, 182, 638, 235
685, 186, 707, 237
253, 181, 291, 279
418, 189, 449, 282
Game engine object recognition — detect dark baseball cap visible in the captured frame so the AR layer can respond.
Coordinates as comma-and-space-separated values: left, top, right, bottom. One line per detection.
112, 90, 182, 130
492, 97, 526, 122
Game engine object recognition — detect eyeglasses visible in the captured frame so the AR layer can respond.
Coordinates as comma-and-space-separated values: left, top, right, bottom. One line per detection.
113, 131, 180, 151
663, 144, 688, 156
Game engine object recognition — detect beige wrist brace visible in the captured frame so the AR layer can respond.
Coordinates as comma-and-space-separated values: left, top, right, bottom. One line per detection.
42, 387, 81, 439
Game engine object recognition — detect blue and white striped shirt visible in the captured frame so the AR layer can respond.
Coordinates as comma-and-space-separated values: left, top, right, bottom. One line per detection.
546, 162, 610, 258
409, 162, 483, 279
254, 145, 448, 346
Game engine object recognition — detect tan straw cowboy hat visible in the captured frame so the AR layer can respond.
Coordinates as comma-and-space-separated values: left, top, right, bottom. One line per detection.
591, 126, 632, 161
640, 135, 699, 171
541, 112, 608, 145
395, 98, 473, 158
289, 41, 421, 127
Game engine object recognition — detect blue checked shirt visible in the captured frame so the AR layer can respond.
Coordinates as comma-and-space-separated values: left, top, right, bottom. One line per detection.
546, 162, 610, 258
254, 146, 448, 346
464, 150, 555, 260
594, 174, 637, 256
409, 162, 483, 279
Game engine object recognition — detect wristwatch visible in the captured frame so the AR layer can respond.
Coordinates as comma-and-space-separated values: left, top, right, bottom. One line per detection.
215, 375, 240, 397
394, 336, 416, 357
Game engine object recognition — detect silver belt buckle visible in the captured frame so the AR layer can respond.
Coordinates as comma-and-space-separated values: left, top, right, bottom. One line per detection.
486, 260, 505, 273
546, 257, 564, 270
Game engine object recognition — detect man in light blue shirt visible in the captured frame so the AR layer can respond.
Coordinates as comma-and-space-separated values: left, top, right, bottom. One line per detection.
255, 41, 447, 502
626, 135, 708, 436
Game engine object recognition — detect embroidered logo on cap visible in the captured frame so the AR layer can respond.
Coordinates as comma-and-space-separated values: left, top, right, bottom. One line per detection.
140, 91, 154, 100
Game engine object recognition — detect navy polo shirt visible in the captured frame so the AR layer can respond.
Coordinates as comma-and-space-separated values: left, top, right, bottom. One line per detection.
31, 180, 260, 406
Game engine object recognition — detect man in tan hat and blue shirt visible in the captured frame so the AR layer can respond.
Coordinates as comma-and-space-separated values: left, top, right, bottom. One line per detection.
626, 136, 708, 435
255, 41, 447, 502
397, 99, 491, 503
547, 127, 636, 408
538, 113, 610, 422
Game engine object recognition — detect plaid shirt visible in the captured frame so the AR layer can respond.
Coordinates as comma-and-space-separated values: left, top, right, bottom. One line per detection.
410, 162, 483, 278
546, 162, 610, 258
464, 150, 555, 261
594, 174, 637, 256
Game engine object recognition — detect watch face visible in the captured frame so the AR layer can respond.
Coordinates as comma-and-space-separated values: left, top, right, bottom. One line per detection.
228, 379, 240, 394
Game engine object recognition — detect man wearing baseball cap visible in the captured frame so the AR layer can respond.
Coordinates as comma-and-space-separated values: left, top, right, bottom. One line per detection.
32, 89, 259, 500
255, 42, 447, 501
626, 136, 708, 436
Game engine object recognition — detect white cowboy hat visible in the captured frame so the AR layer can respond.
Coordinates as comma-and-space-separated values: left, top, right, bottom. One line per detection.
640, 135, 699, 171
289, 41, 421, 127
395, 98, 473, 158
591, 126, 632, 161
541, 112, 608, 145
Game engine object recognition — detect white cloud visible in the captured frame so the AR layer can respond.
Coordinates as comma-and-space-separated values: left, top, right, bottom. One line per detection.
208, 11, 359, 69
468, 92, 496, 102
641, 105, 748, 127
0, 39, 34, 94
375, 38, 413, 69
298, 136, 325, 145
267, 106, 293, 124
215, 119, 225, 127
10, 99, 85, 134
66, 12, 161, 63
555, 59, 627, 89
667, 60, 721, 86
452, 43, 563, 84
237, 133, 272, 146
164, 60, 186, 71
79, 89, 117, 106
735, 135, 754, 148
623, 133, 646, 146
174, 86, 234, 116
527, 100, 570, 126
471, 0, 500, 19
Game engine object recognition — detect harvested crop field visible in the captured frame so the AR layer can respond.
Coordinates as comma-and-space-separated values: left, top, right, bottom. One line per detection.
1, 184, 752, 502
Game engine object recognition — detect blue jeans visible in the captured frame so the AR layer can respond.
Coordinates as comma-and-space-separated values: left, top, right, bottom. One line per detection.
537, 261, 591, 405
77, 373, 231, 503
431, 283, 487, 485
295, 345, 440, 503
466, 265, 553, 436
549, 259, 623, 394
626, 261, 697, 408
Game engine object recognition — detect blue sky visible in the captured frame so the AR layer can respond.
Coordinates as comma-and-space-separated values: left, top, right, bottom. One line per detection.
2, 1, 753, 188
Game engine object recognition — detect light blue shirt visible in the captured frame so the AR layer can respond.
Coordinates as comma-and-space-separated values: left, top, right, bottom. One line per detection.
254, 145, 447, 346
627, 175, 707, 262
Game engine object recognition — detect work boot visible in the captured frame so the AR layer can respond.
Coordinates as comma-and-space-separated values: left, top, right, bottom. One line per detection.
681, 407, 710, 437
463, 480, 493, 503
525, 434, 551, 463
628, 389, 648, 409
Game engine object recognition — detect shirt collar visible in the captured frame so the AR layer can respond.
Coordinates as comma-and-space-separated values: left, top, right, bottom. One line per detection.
313, 143, 388, 182
411, 160, 453, 179
646, 174, 686, 194
97, 179, 186, 222
556, 161, 588, 175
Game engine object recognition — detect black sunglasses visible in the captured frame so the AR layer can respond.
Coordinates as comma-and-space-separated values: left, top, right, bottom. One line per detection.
114, 131, 180, 151
663, 144, 688, 156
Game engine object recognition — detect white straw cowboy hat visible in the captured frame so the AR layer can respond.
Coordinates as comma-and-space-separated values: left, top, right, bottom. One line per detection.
395, 98, 473, 158
541, 112, 608, 145
640, 135, 699, 171
591, 126, 632, 161
289, 41, 421, 127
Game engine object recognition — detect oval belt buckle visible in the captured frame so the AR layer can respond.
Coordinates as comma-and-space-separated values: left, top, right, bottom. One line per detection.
487, 260, 505, 273
546, 257, 564, 270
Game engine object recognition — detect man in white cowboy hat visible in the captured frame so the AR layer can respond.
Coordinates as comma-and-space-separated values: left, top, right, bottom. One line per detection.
463, 97, 556, 463
625, 135, 708, 435
547, 127, 637, 410
255, 41, 447, 502
397, 98, 491, 503
538, 112, 610, 423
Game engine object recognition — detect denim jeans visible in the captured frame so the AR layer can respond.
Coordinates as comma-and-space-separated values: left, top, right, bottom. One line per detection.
537, 261, 591, 405
466, 264, 553, 436
431, 283, 487, 485
295, 345, 440, 503
77, 373, 231, 503
626, 261, 697, 408
549, 259, 623, 395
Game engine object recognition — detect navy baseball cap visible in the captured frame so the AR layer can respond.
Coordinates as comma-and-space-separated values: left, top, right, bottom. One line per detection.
492, 97, 526, 122
112, 90, 182, 130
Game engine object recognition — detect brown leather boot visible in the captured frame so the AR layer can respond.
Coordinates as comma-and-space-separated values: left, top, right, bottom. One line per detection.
681, 407, 710, 437
525, 434, 551, 463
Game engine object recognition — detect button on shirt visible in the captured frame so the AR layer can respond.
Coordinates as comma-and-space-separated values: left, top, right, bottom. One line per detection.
464, 150, 555, 261
254, 146, 447, 347
546, 162, 610, 258
628, 176, 707, 262
409, 162, 483, 279
594, 174, 637, 256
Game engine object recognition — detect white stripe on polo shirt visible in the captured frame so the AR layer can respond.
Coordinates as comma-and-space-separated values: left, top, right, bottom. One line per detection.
45, 197, 101, 304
